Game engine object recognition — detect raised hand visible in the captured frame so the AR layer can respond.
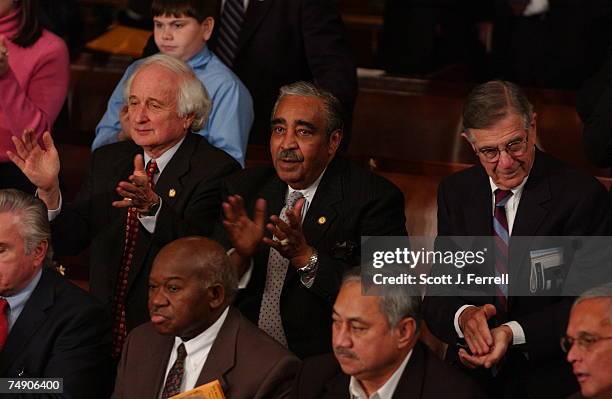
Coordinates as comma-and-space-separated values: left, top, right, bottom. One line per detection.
262, 198, 314, 269
112, 154, 159, 214
7, 130, 61, 208
222, 195, 266, 259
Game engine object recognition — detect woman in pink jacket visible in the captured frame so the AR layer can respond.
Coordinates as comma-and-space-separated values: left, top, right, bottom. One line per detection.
0, 0, 69, 192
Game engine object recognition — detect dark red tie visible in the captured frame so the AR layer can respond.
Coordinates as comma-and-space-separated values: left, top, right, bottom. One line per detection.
111, 159, 158, 358
493, 189, 512, 317
160, 343, 187, 398
0, 298, 9, 350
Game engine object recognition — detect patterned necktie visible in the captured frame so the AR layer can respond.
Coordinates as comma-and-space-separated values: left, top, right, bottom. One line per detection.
111, 159, 159, 358
493, 189, 513, 319
258, 191, 305, 347
0, 298, 9, 350
161, 343, 187, 399
216, 0, 245, 67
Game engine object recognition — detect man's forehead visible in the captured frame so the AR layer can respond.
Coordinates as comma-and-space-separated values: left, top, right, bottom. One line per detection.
275, 95, 324, 119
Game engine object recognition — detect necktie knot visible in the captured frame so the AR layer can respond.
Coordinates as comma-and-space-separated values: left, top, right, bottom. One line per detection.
286, 191, 304, 210
494, 189, 513, 207
0, 298, 8, 313
146, 159, 159, 179
0, 298, 9, 350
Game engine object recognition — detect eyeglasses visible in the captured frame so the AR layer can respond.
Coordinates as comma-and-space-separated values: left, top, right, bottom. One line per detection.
475, 136, 529, 162
560, 333, 612, 353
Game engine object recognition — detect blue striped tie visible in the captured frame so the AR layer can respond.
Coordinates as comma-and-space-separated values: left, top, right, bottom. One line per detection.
216, 0, 245, 67
493, 189, 512, 317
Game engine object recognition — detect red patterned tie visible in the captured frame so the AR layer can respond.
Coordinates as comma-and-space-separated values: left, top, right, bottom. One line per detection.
0, 298, 9, 350
160, 343, 187, 398
493, 189, 512, 318
112, 159, 158, 358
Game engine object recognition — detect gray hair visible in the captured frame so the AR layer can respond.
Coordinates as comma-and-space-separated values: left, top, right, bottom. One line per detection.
462, 80, 534, 140
573, 282, 612, 324
124, 54, 211, 132
272, 81, 344, 137
342, 267, 422, 332
0, 189, 52, 263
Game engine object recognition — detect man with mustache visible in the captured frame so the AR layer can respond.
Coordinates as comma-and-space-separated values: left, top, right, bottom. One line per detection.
564, 283, 612, 399
424, 80, 610, 398
292, 267, 485, 399
113, 236, 299, 399
218, 81, 407, 358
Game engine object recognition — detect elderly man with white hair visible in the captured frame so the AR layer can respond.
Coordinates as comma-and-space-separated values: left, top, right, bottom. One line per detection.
8, 54, 240, 358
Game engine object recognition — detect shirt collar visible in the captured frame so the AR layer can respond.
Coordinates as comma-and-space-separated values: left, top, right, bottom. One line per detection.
186, 45, 212, 69
287, 167, 327, 203
143, 136, 186, 175
174, 306, 230, 358
348, 349, 413, 399
3, 269, 43, 331
488, 174, 529, 197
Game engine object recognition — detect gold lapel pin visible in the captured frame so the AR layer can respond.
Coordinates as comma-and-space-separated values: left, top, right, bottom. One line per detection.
318, 216, 327, 225
169, 189, 176, 198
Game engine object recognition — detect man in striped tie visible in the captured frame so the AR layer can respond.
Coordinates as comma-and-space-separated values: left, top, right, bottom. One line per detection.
424, 80, 610, 398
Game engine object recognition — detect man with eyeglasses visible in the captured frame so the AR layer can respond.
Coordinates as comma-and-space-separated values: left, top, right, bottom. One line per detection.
563, 283, 612, 399
424, 80, 610, 398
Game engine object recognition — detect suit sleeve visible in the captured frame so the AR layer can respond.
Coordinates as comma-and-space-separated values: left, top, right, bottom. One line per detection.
423, 180, 473, 345
254, 354, 301, 399
306, 180, 407, 302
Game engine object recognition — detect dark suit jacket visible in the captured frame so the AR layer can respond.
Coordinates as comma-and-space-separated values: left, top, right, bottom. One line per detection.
292, 342, 485, 399
208, 0, 357, 147
113, 307, 300, 399
220, 157, 407, 358
0, 267, 113, 399
424, 149, 609, 398
51, 133, 240, 331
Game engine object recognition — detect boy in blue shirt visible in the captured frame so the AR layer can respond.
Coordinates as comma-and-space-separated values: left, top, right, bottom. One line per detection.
94, 0, 253, 166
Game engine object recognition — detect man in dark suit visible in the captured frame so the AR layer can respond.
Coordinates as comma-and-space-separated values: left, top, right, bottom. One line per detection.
8, 54, 240, 357
208, 0, 357, 148
219, 82, 407, 358
292, 267, 485, 399
114, 236, 300, 399
0, 189, 113, 398
424, 80, 610, 398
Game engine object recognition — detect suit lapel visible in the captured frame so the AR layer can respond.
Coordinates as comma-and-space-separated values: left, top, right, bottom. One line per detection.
0, 269, 55, 375
392, 344, 426, 399
126, 135, 196, 291
321, 373, 351, 399
508, 150, 552, 299
140, 331, 175, 398
238, 0, 275, 55
195, 308, 239, 389
302, 159, 343, 248
466, 166, 494, 236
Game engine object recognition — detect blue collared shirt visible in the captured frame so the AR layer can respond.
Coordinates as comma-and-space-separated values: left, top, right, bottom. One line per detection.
2, 269, 42, 332
93, 46, 253, 167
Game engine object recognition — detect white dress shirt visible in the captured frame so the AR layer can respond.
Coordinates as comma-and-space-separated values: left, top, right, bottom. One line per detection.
524, 0, 549, 16
2, 270, 42, 331
349, 350, 412, 399
160, 307, 229, 397
453, 174, 530, 346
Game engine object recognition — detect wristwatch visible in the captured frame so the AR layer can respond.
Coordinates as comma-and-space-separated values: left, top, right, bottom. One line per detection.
141, 197, 160, 217
298, 249, 318, 273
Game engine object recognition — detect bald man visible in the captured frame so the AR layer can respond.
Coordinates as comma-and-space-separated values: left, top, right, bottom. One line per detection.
113, 237, 300, 399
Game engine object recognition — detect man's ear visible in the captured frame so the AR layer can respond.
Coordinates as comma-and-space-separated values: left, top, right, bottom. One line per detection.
182, 113, 196, 131
461, 131, 476, 152
207, 284, 225, 309
328, 130, 343, 156
529, 112, 538, 142
395, 317, 418, 349
32, 239, 48, 268
202, 17, 215, 42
